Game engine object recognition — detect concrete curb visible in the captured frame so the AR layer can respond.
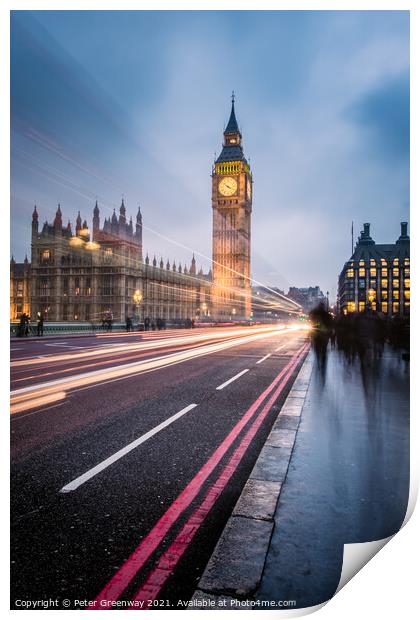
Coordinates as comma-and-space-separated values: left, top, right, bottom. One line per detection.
191, 351, 314, 608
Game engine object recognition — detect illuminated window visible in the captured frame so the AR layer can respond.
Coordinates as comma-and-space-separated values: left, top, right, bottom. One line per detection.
370, 259, 376, 266
404, 290, 410, 300
381, 302, 388, 313
359, 260, 365, 266
392, 268, 399, 277
381, 258, 387, 265
359, 268, 366, 277
42, 249, 50, 259
105, 247, 113, 256
382, 291, 388, 300
381, 268, 387, 276
393, 258, 399, 266
393, 279, 399, 289
404, 279, 410, 289
381, 279, 388, 289
393, 291, 399, 300
359, 301, 366, 312
346, 269, 354, 278
404, 301, 410, 307
392, 302, 399, 313
370, 280, 377, 289
370, 268, 377, 277
404, 258, 410, 265
347, 301, 356, 313
371, 302, 377, 311
404, 268, 410, 277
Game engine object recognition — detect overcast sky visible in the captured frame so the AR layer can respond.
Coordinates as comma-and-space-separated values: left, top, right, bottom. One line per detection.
10, 10, 409, 297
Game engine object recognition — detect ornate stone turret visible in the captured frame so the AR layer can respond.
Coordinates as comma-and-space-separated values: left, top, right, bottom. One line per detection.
178, 263, 182, 273
119, 198, 126, 227
159, 257, 164, 269
189, 253, 196, 275
76, 211, 82, 235
111, 209, 118, 235
135, 206, 143, 244
145, 253, 150, 265
93, 200, 100, 231
166, 259, 170, 270
172, 260, 177, 272
53, 204, 62, 232
153, 255, 157, 267
184, 264, 188, 275
32, 205, 39, 238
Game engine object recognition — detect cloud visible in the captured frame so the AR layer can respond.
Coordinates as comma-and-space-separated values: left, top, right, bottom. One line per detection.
345, 72, 409, 162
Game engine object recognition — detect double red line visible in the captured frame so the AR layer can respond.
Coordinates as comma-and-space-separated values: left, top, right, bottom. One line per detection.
90, 341, 309, 609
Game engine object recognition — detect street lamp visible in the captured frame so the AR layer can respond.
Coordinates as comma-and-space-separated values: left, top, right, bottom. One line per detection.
202, 302, 208, 316
133, 289, 143, 325
231, 307, 236, 321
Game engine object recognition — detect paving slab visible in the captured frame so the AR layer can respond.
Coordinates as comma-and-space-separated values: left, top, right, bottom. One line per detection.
273, 415, 300, 430
250, 445, 292, 482
266, 428, 296, 449
198, 516, 273, 597
279, 403, 302, 417
232, 479, 281, 521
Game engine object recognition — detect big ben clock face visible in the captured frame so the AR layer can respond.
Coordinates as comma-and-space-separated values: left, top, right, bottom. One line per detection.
218, 176, 237, 196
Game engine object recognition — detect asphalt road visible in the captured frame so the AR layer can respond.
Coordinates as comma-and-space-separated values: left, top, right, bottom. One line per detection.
11, 325, 309, 610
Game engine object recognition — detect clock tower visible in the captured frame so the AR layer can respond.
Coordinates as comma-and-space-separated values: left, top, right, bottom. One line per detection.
212, 94, 252, 320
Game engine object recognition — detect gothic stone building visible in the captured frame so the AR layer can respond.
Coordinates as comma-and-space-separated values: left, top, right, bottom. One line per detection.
338, 222, 410, 317
10, 97, 253, 324
10, 201, 211, 323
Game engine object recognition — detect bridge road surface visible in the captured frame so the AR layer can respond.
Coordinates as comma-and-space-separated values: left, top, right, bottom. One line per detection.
10, 325, 309, 610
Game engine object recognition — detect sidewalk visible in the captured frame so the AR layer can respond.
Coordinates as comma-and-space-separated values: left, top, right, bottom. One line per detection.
191, 343, 410, 609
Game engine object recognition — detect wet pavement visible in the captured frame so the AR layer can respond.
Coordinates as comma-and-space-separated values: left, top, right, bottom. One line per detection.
257, 341, 410, 608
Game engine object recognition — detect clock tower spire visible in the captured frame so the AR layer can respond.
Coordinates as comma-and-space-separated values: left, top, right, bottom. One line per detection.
212, 95, 252, 321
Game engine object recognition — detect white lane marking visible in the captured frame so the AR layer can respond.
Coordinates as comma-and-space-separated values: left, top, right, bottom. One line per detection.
275, 344, 288, 352
11, 348, 23, 351
59, 403, 198, 493
216, 369, 249, 391
256, 353, 271, 365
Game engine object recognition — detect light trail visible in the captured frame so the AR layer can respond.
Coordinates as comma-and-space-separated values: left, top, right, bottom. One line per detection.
11, 325, 279, 369
10, 326, 304, 414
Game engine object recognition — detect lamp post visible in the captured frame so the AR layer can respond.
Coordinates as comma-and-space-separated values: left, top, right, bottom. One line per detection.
202, 302, 208, 317
231, 307, 236, 322
133, 289, 143, 326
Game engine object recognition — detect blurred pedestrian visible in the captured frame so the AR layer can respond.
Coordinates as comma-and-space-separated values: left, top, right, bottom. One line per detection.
36, 311, 44, 337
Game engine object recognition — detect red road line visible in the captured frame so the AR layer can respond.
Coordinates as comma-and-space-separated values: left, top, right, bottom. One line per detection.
131, 342, 309, 606
89, 340, 308, 609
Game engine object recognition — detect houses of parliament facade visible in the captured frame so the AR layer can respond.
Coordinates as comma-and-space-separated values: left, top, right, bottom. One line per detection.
10, 97, 253, 324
